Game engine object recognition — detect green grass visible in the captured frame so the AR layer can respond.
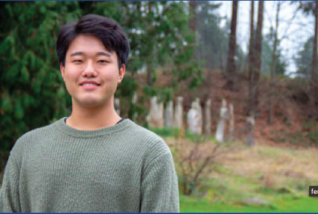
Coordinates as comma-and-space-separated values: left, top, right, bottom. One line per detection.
162, 131, 318, 213
150, 127, 217, 143
178, 171, 318, 212
180, 195, 318, 213
150, 127, 180, 138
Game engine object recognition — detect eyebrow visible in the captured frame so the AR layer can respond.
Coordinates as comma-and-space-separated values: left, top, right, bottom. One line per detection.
96, 52, 111, 57
70, 52, 85, 57
70, 52, 112, 57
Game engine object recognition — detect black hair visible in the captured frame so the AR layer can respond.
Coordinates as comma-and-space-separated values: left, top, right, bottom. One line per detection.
56, 14, 130, 68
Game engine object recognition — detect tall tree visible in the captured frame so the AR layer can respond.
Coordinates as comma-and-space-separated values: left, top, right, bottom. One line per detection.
0, 2, 81, 165
247, 1, 255, 115
247, 1, 264, 117
195, 2, 228, 70
261, 30, 286, 76
146, 1, 153, 86
0, 1, 203, 166
311, 2, 318, 110
295, 36, 313, 78
297, 1, 318, 116
224, 1, 239, 91
189, 1, 196, 32
189, 1, 197, 62
268, 1, 281, 124
248, 1, 255, 71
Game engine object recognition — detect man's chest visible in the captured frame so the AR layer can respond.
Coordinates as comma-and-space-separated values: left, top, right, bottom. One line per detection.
19, 140, 143, 212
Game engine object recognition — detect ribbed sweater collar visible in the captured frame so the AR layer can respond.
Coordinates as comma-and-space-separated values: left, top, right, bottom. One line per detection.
54, 117, 133, 138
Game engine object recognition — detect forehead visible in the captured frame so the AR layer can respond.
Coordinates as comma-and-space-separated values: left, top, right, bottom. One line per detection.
67, 34, 113, 55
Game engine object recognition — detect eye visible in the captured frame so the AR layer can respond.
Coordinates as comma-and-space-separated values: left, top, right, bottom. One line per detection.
98, 60, 109, 64
73, 59, 83, 64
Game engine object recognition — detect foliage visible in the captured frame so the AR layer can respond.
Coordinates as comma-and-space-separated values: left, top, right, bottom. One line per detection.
177, 142, 318, 212
261, 27, 287, 76
150, 127, 180, 138
98, 2, 202, 86
172, 138, 234, 196
0, 2, 81, 164
294, 36, 313, 78
195, 1, 225, 70
302, 119, 318, 146
0, 1, 204, 165
195, 2, 245, 73
88, 1, 204, 118
298, 1, 316, 15
150, 127, 217, 142
294, 2, 315, 79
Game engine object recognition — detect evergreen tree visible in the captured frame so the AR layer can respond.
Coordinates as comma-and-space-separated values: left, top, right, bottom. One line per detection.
261, 28, 287, 76
294, 36, 313, 78
0, 2, 203, 163
0, 2, 82, 163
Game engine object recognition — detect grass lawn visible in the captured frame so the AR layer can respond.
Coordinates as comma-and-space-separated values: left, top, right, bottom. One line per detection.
164, 135, 318, 213
180, 195, 318, 212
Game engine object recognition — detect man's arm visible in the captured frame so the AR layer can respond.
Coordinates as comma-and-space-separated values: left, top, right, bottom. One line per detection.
140, 151, 179, 213
0, 154, 21, 212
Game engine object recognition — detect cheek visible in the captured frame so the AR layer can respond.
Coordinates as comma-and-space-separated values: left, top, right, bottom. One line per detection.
101, 67, 119, 83
63, 69, 80, 93
104, 73, 118, 82
102, 75, 118, 92
101, 73, 119, 94
64, 67, 80, 82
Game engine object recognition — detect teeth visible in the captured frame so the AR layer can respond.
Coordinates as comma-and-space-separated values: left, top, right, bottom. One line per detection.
82, 83, 97, 86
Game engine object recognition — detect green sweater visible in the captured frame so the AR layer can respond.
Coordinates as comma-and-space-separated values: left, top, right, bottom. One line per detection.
0, 118, 179, 212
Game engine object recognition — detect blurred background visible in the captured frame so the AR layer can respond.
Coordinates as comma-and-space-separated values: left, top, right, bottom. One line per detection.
1, 1, 318, 212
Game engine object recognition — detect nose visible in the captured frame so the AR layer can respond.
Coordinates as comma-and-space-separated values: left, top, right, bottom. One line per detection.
82, 61, 97, 77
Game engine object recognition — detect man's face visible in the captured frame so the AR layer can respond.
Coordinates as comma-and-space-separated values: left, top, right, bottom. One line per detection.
61, 35, 125, 108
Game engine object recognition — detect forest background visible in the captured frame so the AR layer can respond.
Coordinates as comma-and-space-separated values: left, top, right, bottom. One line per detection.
1, 1, 318, 212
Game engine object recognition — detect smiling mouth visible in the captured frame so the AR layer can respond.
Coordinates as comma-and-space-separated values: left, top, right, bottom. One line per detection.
80, 83, 100, 86
80, 83, 100, 90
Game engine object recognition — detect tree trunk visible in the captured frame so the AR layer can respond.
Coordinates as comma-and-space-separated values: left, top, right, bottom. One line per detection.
311, 1, 318, 115
189, 1, 196, 32
248, 1, 264, 117
147, 62, 152, 86
268, 2, 280, 125
247, 1, 254, 115
224, 1, 239, 91
147, 2, 153, 86
189, 1, 198, 62
248, 1, 255, 69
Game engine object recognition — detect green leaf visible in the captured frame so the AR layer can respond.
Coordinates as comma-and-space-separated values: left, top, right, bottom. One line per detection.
1, 94, 13, 113
21, 67, 30, 82
14, 100, 24, 119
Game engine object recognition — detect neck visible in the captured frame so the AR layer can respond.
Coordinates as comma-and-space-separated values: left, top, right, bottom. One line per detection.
66, 97, 121, 130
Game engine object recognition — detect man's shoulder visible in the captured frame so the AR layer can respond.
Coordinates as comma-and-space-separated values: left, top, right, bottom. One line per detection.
18, 120, 58, 141
126, 120, 166, 145
125, 120, 171, 158
9, 119, 60, 161
128, 121, 163, 140
15, 119, 59, 148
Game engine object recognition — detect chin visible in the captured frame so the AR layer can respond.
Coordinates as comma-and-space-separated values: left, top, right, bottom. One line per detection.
75, 97, 109, 108
81, 100, 102, 107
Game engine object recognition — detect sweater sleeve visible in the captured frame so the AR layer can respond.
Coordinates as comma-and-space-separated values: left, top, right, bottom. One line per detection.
0, 154, 21, 213
140, 151, 179, 213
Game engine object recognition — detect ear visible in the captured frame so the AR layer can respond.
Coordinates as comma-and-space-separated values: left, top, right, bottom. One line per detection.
60, 63, 65, 80
118, 64, 126, 84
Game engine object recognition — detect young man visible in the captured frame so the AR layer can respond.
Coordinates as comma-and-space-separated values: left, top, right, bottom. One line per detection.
0, 14, 179, 213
